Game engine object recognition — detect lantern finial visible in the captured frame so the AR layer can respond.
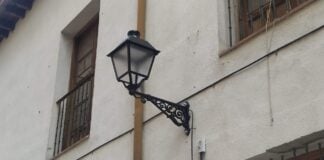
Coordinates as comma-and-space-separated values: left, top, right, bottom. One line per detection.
127, 30, 140, 38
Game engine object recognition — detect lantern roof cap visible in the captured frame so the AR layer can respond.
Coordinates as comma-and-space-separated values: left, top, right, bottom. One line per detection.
107, 31, 160, 57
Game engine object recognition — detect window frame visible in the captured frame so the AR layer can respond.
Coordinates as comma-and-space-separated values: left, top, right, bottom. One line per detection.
220, 0, 316, 57
53, 16, 99, 157
239, 0, 312, 40
63, 17, 98, 150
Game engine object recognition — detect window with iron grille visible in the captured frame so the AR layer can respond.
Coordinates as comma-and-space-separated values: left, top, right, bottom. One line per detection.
239, 0, 311, 40
53, 19, 98, 156
291, 149, 324, 160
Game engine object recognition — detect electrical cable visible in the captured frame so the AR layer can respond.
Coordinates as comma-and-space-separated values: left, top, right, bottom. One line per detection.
265, 0, 275, 126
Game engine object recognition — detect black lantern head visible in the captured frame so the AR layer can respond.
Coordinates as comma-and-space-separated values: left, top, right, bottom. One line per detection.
107, 31, 191, 135
107, 30, 160, 91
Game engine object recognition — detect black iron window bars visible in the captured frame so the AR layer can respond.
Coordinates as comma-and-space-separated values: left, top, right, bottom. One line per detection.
53, 74, 94, 156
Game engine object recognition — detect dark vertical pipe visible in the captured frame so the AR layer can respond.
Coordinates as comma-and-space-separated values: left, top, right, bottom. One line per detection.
259, 0, 264, 23
86, 79, 91, 134
53, 102, 61, 156
319, 143, 323, 160
306, 145, 309, 159
200, 152, 205, 160
228, 0, 233, 47
74, 88, 79, 141
73, 87, 79, 142
69, 90, 76, 145
85, 79, 90, 135
78, 83, 85, 139
239, 0, 245, 39
272, 0, 277, 18
293, 148, 297, 160
59, 100, 66, 153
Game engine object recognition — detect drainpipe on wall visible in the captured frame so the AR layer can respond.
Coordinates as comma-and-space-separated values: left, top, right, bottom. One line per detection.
134, 0, 146, 160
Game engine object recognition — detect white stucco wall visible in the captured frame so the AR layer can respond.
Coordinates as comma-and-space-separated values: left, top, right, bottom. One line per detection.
0, 0, 95, 159
141, 1, 324, 160
54, 0, 138, 159
0, 0, 323, 160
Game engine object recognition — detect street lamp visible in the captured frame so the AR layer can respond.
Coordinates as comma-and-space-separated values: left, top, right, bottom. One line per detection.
107, 30, 191, 135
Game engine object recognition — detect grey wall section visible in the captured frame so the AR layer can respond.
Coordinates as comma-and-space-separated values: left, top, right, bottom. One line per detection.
142, 1, 324, 159
55, 0, 138, 159
0, 0, 94, 159
0, 0, 323, 160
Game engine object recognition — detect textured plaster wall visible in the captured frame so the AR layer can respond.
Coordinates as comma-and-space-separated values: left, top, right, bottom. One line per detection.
55, 0, 137, 159
141, 30, 324, 160
143, 0, 220, 119
0, 0, 137, 159
142, 0, 324, 160
77, 0, 324, 160
0, 0, 94, 159
143, 0, 323, 116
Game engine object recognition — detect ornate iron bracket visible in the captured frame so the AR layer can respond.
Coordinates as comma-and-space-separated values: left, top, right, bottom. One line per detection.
130, 91, 191, 135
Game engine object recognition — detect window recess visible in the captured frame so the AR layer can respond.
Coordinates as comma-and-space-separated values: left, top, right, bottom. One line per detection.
53, 20, 98, 156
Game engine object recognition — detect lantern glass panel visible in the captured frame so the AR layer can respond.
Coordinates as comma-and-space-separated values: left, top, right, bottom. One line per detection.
129, 44, 155, 78
111, 45, 129, 82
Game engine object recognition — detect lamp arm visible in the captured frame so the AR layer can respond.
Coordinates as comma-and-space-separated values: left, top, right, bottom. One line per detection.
131, 91, 191, 135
